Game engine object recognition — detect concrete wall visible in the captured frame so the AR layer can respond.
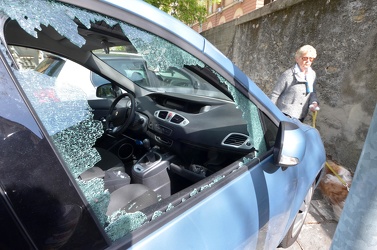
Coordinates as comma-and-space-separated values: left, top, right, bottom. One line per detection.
201, 0, 377, 172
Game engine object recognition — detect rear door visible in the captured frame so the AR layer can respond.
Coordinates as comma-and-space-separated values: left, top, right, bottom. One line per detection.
0, 43, 110, 249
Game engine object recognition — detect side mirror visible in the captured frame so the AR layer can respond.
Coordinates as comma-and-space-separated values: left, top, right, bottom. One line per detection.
96, 83, 122, 98
273, 121, 306, 167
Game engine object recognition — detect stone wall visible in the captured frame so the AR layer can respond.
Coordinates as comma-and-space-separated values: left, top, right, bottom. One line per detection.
201, 0, 377, 172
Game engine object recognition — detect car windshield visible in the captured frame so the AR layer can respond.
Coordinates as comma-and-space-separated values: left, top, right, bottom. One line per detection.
93, 46, 231, 102
91, 52, 150, 87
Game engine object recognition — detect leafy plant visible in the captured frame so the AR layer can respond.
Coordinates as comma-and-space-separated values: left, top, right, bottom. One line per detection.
144, 0, 220, 26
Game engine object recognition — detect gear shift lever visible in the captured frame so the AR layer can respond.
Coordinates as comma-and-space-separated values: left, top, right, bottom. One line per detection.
143, 139, 155, 162
143, 138, 151, 151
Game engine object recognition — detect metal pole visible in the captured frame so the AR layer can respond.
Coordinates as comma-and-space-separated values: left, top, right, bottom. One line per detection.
331, 104, 377, 250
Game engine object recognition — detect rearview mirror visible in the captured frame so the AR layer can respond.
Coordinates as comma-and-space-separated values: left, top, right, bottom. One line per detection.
96, 84, 122, 98
273, 121, 306, 167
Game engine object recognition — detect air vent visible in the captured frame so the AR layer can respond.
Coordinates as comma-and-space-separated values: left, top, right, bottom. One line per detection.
170, 114, 184, 124
154, 110, 189, 126
223, 134, 247, 146
222, 133, 253, 150
158, 111, 168, 119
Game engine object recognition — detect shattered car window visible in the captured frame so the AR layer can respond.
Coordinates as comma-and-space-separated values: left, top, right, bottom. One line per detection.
0, 0, 267, 242
226, 83, 267, 156
10, 54, 148, 241
120, 24, 204, 72
12, 69, 110, 220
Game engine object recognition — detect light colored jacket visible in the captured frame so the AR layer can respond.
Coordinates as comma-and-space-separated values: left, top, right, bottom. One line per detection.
270, 65, 318, 120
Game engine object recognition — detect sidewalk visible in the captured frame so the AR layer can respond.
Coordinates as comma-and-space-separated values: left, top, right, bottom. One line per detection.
280, 188, 338, 250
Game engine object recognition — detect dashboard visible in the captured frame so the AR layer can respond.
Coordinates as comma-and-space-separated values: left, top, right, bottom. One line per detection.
135, 93, 254, 155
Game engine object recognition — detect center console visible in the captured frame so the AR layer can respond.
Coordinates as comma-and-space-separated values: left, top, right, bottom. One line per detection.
132, 148, 174, 199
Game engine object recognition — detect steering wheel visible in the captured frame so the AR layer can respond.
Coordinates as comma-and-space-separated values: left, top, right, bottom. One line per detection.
105, 93, 135, 136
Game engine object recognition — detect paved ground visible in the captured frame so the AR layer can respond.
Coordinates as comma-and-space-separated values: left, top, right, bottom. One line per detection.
278, 188, 338, 250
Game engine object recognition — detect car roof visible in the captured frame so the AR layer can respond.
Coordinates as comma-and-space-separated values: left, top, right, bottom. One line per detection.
87, 0, 206, 51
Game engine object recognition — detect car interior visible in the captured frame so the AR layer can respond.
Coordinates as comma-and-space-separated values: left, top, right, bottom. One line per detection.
1, 3, 277, 241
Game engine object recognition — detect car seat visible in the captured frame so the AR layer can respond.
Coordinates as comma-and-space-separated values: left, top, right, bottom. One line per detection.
130, 72, 145, 85
80, 148, 159, 214
106, 184, 158, 215
79, 147, 131, 193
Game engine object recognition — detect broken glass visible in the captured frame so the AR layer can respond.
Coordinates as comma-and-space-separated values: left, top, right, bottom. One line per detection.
120, 24, 205, 72
0, 1, 84, 47
106, 211, 147, 241
151, 211, 163, 220
216, 71, 267, 157
228, 83, 267, 156
0, 0, 267, 243
13, 68, 108, 221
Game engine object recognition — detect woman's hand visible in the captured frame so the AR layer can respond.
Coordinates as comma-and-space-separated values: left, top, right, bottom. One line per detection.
309, 102, 320, 112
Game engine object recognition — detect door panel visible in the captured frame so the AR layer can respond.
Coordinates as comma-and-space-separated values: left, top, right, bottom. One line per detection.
250, 155, 298, 249
130, 169, 260, 250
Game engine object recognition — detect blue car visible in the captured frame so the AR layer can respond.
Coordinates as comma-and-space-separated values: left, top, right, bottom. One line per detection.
0, 0, 326, 249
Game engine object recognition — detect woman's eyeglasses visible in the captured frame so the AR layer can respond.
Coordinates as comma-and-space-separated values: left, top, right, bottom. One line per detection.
301, 57, 315, 62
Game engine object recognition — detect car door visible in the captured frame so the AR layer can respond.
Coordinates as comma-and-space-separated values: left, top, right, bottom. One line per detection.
94, 2, 309, 249
122, 105, 299, 250
0, 46, 110, 249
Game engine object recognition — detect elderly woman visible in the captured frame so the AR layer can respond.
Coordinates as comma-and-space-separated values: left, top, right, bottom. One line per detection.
270, 45, 319, 122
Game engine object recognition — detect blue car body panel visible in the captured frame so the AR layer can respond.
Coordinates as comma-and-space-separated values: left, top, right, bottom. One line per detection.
131, 171, 260, 250
128, 134, 324, 249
